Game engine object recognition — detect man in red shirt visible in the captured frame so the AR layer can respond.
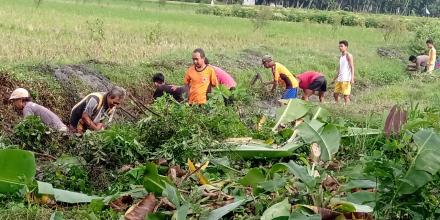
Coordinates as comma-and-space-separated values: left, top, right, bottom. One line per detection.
296, 71, 327, 102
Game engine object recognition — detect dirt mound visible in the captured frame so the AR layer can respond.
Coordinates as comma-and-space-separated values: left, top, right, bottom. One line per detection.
0, 73, 21, 133
238, 48, 265, 69
53, 64, 114, 100
377, 47, 406, 62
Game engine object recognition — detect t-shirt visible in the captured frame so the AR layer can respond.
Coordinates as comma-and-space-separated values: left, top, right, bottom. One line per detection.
428, 47, 437, 65
211, 65, 236, 89
184, 65, 218, 104
70, 92, 115, 128
297, 71, 323, 89
273, 62, 298, 89
153, 84, 186, 102
23, 102, 67, 131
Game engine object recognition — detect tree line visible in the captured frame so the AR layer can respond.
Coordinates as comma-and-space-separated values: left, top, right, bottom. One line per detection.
255, 0, 440, 17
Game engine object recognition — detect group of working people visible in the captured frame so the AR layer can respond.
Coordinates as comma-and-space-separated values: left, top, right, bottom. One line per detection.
9, 86, 127, 133
153, 40, 355, 105
9, 40, 355, 133
407, 39, 437, 73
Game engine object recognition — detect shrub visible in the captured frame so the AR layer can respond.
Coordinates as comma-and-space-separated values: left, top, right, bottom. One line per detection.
137, 96, 250, 163
75, 124, 149, 167
365, 17, 380, 28
12, 116, 57, 154
409, 22, 440, 55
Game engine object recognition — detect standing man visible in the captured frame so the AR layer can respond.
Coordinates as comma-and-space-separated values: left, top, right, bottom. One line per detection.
296, 71, 327, 102
262, 55, 299, 100
184, 48, 218, 105
426, 39, 436, 73
69, 86, 126, 134
9, 88, 68, 132
333, 40, 355, 104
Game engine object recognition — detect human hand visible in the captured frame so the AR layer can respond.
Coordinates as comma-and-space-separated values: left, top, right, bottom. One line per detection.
350, 79, 355, 85
171, 85, 178, 91
96, 123, 104, 130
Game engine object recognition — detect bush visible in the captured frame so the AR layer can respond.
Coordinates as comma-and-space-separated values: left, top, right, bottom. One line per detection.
137, 96, 251, 163
75, 124, 149, 167
365, 17, 380, 28
12, 116, 58, 154
409, 22, 440, 55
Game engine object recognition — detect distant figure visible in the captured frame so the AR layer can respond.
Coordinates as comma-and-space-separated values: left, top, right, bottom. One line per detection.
407, 55, 429, 72
70, 86, 126, 134
152, 73, 186, 102
9, 88, 67, 132
333, 40, 355, 104
297, 71, 327, 102
261, 55, 299, 100
426, 39, 437, 73
184, 48, 218, 105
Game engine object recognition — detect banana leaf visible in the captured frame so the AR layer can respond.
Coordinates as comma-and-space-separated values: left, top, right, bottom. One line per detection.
37, 181, 99, 204
0, 149, 36, 194
297, 121, 341, 161
272, 99, 310, 132
213, 142, 301, 159
398, 129, 440, 194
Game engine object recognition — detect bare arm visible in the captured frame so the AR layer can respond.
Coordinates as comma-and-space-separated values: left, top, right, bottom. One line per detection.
348, 53, 355, 84
81, 112, 102, 131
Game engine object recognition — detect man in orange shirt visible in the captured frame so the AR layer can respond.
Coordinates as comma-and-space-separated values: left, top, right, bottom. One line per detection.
184, 48, 218, 105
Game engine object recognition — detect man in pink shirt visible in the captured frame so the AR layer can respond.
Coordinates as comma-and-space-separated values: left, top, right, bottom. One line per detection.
211, 65, 237, 90
205, 58, 236, 90
296, 71, 327, 102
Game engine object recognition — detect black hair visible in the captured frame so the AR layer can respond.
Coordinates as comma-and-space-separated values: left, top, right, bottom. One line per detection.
339, 40, 349, 47
23, 97, 32, 102
204, 57, 210, 65
426, 39, 434, 44
409, 55, 417, 62
193, 48, 206, 58
152, 73, 165, 83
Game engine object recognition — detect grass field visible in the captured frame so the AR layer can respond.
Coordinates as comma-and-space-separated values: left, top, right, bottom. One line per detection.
1, 0, 440, 219
2, 0, 439, 123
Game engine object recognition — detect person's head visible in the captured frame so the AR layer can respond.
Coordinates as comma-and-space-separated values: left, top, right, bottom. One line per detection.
339, 40, 349, 53
262, 55, 274, 68
426, 39, 434, 48
9, 88, 31, 112
192, 48, 207, 69
152, 73, 165, 87
409, 55, 417, 63
106, 86, 126, 109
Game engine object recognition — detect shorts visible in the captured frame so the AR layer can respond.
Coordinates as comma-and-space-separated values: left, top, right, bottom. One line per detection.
309, 76, 327, 92
427, 64, 435, 73
334, 82, 351, 96
281, 88, 298, 99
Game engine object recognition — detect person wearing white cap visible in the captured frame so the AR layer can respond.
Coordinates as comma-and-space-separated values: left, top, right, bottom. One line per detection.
9, 88, 68, 132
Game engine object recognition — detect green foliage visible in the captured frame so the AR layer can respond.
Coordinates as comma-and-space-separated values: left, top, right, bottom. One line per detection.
409, 22, 440, 54
12, 116, 56, 154
138, 97, 250, 163
40, 156, 91, 193
76, 124, 148, 167
0, 149, 36, 194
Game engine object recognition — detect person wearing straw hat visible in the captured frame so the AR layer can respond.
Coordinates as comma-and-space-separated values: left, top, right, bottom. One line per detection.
9, 88, 68, 132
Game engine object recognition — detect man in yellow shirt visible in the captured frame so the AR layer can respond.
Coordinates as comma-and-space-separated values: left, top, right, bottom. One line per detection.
184, 48, 218, 105
426, 39, 437, 73
262, 55, 299, 99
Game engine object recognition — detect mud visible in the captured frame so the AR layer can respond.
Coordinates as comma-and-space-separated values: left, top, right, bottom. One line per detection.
0, 73, 21, 133
377, 47, 406, 62
52, 64, 114, 100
